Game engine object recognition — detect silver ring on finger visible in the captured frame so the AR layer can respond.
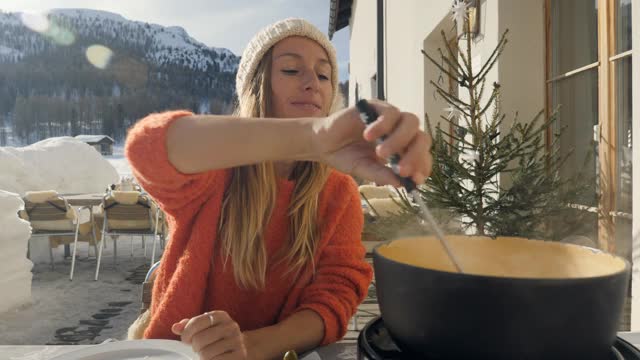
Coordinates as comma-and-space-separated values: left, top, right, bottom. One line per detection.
207, 312, 215, 327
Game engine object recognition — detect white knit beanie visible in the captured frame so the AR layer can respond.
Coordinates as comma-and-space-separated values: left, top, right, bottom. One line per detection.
236, 18, 341, 112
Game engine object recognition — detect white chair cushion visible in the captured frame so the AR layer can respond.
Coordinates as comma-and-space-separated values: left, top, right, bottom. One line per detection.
111, 191, 141, 205
359, 185, 398, 200
366, 198, 403, 217
24, 190, 59, 203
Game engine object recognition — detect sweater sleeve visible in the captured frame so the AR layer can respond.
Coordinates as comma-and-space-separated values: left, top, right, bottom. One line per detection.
296, 177, 373, 345
125, 110, 228, 215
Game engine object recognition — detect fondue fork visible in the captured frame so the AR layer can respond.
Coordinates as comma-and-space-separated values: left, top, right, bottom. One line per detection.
356, 99, 463, 273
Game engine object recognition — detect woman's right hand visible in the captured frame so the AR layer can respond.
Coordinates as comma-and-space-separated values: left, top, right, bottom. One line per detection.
172, 311, 248, 360
311, 99, 432, 187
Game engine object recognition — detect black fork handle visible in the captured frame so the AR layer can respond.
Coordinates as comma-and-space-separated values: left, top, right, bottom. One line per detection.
355, 99, 417, 192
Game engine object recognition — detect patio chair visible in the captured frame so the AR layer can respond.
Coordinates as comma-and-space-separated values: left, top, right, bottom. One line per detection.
94, 191, 164, 280
359, 184, 404, 218
126, 260, 161, 340
358, 184, 399, 200
20, 190, 97, 280
107, 179, 163, 256
140, 260, 161, 315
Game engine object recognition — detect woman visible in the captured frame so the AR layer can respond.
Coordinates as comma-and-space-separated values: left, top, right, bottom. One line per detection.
125, 18, 432, 360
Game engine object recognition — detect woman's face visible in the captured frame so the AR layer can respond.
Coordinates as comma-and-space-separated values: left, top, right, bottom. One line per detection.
270, 36, 333, 118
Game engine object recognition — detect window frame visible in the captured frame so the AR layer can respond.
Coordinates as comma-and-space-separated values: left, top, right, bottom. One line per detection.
544, 0, 633, 253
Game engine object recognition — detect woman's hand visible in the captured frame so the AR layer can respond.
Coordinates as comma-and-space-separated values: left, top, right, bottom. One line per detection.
311, 99, 432, 187
172, 311, 248, 360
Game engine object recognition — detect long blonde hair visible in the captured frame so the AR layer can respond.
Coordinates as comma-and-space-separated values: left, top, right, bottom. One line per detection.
218, 48, 332, 289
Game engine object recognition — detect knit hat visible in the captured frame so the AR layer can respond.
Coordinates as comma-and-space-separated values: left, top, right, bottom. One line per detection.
236, 18, 340, 110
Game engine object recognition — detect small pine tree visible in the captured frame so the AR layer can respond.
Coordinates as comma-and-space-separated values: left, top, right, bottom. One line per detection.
414, 2, 591, 239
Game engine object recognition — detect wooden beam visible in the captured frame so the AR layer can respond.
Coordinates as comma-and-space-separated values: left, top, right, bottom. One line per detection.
546, 61, 600, 83
597, 0, 616, 253
630, 0, 640, 330
544, 0, 552, 164
608, 0, 621, 254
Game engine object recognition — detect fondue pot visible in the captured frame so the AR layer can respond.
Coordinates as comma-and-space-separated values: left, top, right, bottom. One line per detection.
372, 236, 630, 360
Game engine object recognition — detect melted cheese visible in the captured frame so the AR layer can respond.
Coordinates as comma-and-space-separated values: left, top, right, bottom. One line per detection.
377, 236, 627, 279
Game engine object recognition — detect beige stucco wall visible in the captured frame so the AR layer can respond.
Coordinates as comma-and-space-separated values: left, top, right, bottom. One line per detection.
630, 0, 639, 331
385, 1, 450, 131
497, 0, 545, 187
422, 15, 456, 135
498, 0, 546, 129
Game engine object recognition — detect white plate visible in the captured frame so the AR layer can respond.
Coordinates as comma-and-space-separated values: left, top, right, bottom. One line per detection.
49, 340, 198, 360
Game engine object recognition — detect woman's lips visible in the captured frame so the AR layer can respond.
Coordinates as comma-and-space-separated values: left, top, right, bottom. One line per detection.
290, 102, 321, 112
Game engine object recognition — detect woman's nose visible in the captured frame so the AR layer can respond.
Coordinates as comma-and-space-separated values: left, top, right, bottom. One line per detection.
301, 70, 319, 92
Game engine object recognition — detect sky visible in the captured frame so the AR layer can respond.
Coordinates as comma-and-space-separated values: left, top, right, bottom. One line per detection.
0, 0, 351, 81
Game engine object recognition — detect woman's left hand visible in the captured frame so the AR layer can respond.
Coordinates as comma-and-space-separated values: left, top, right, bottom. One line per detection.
172, 311, 248, 360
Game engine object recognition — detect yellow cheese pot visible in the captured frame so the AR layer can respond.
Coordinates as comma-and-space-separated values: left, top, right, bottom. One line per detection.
373, 236, 630, 360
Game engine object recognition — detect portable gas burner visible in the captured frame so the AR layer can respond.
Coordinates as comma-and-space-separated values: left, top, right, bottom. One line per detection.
357, 317, 640, 360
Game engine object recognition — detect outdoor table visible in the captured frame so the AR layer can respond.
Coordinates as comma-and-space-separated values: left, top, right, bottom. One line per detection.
59, 193, 106, 258
62, 193, 106, 207
0, 339, 357, 359
4, 333, 640, 359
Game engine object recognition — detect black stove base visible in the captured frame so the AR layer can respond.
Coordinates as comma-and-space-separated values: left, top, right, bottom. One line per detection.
357, 317, 640, 360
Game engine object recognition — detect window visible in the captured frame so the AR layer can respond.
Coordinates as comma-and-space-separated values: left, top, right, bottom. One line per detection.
546, 0, 633, 259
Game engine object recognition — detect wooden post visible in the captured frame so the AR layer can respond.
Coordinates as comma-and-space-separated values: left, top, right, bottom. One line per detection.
597, 0, 616, 253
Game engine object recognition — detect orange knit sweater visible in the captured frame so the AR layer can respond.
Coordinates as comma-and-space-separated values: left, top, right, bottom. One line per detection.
125, 110, 373, 345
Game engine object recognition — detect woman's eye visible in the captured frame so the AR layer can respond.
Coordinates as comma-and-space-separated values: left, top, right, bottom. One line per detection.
318, 74, 329, 81
282, 69, 298, 75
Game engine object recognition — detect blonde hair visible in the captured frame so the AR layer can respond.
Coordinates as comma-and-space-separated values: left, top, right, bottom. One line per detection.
218, 48, 332, 289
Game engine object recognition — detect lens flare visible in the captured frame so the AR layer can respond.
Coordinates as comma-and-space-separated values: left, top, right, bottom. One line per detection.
86, 45, 114, 69
20, 11, 76, 46
20, 12, 50, 33
47, 24, 75, 46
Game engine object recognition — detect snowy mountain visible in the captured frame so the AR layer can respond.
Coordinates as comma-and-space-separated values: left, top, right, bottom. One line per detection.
0, 8, 239, 145
0, 8, 239, 73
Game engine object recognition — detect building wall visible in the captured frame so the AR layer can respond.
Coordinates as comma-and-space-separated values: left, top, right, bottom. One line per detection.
630, 0, 640, 331
497, 0, 545, 187
385, 1, 450, 131
348, 0, 378, 105
422, 13, 456, 135
349, 0, 544, 132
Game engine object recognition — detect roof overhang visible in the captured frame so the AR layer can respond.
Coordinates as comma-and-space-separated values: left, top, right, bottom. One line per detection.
328, 0, 353, 40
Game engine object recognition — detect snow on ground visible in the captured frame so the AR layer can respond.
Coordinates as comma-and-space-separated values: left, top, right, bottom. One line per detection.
0, 191, 33, 314
0, 137, 119, 195
0, 139, 151, 345
104, 145, 132, 178
0, 236, 161, 345
0, 137, 121, 336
